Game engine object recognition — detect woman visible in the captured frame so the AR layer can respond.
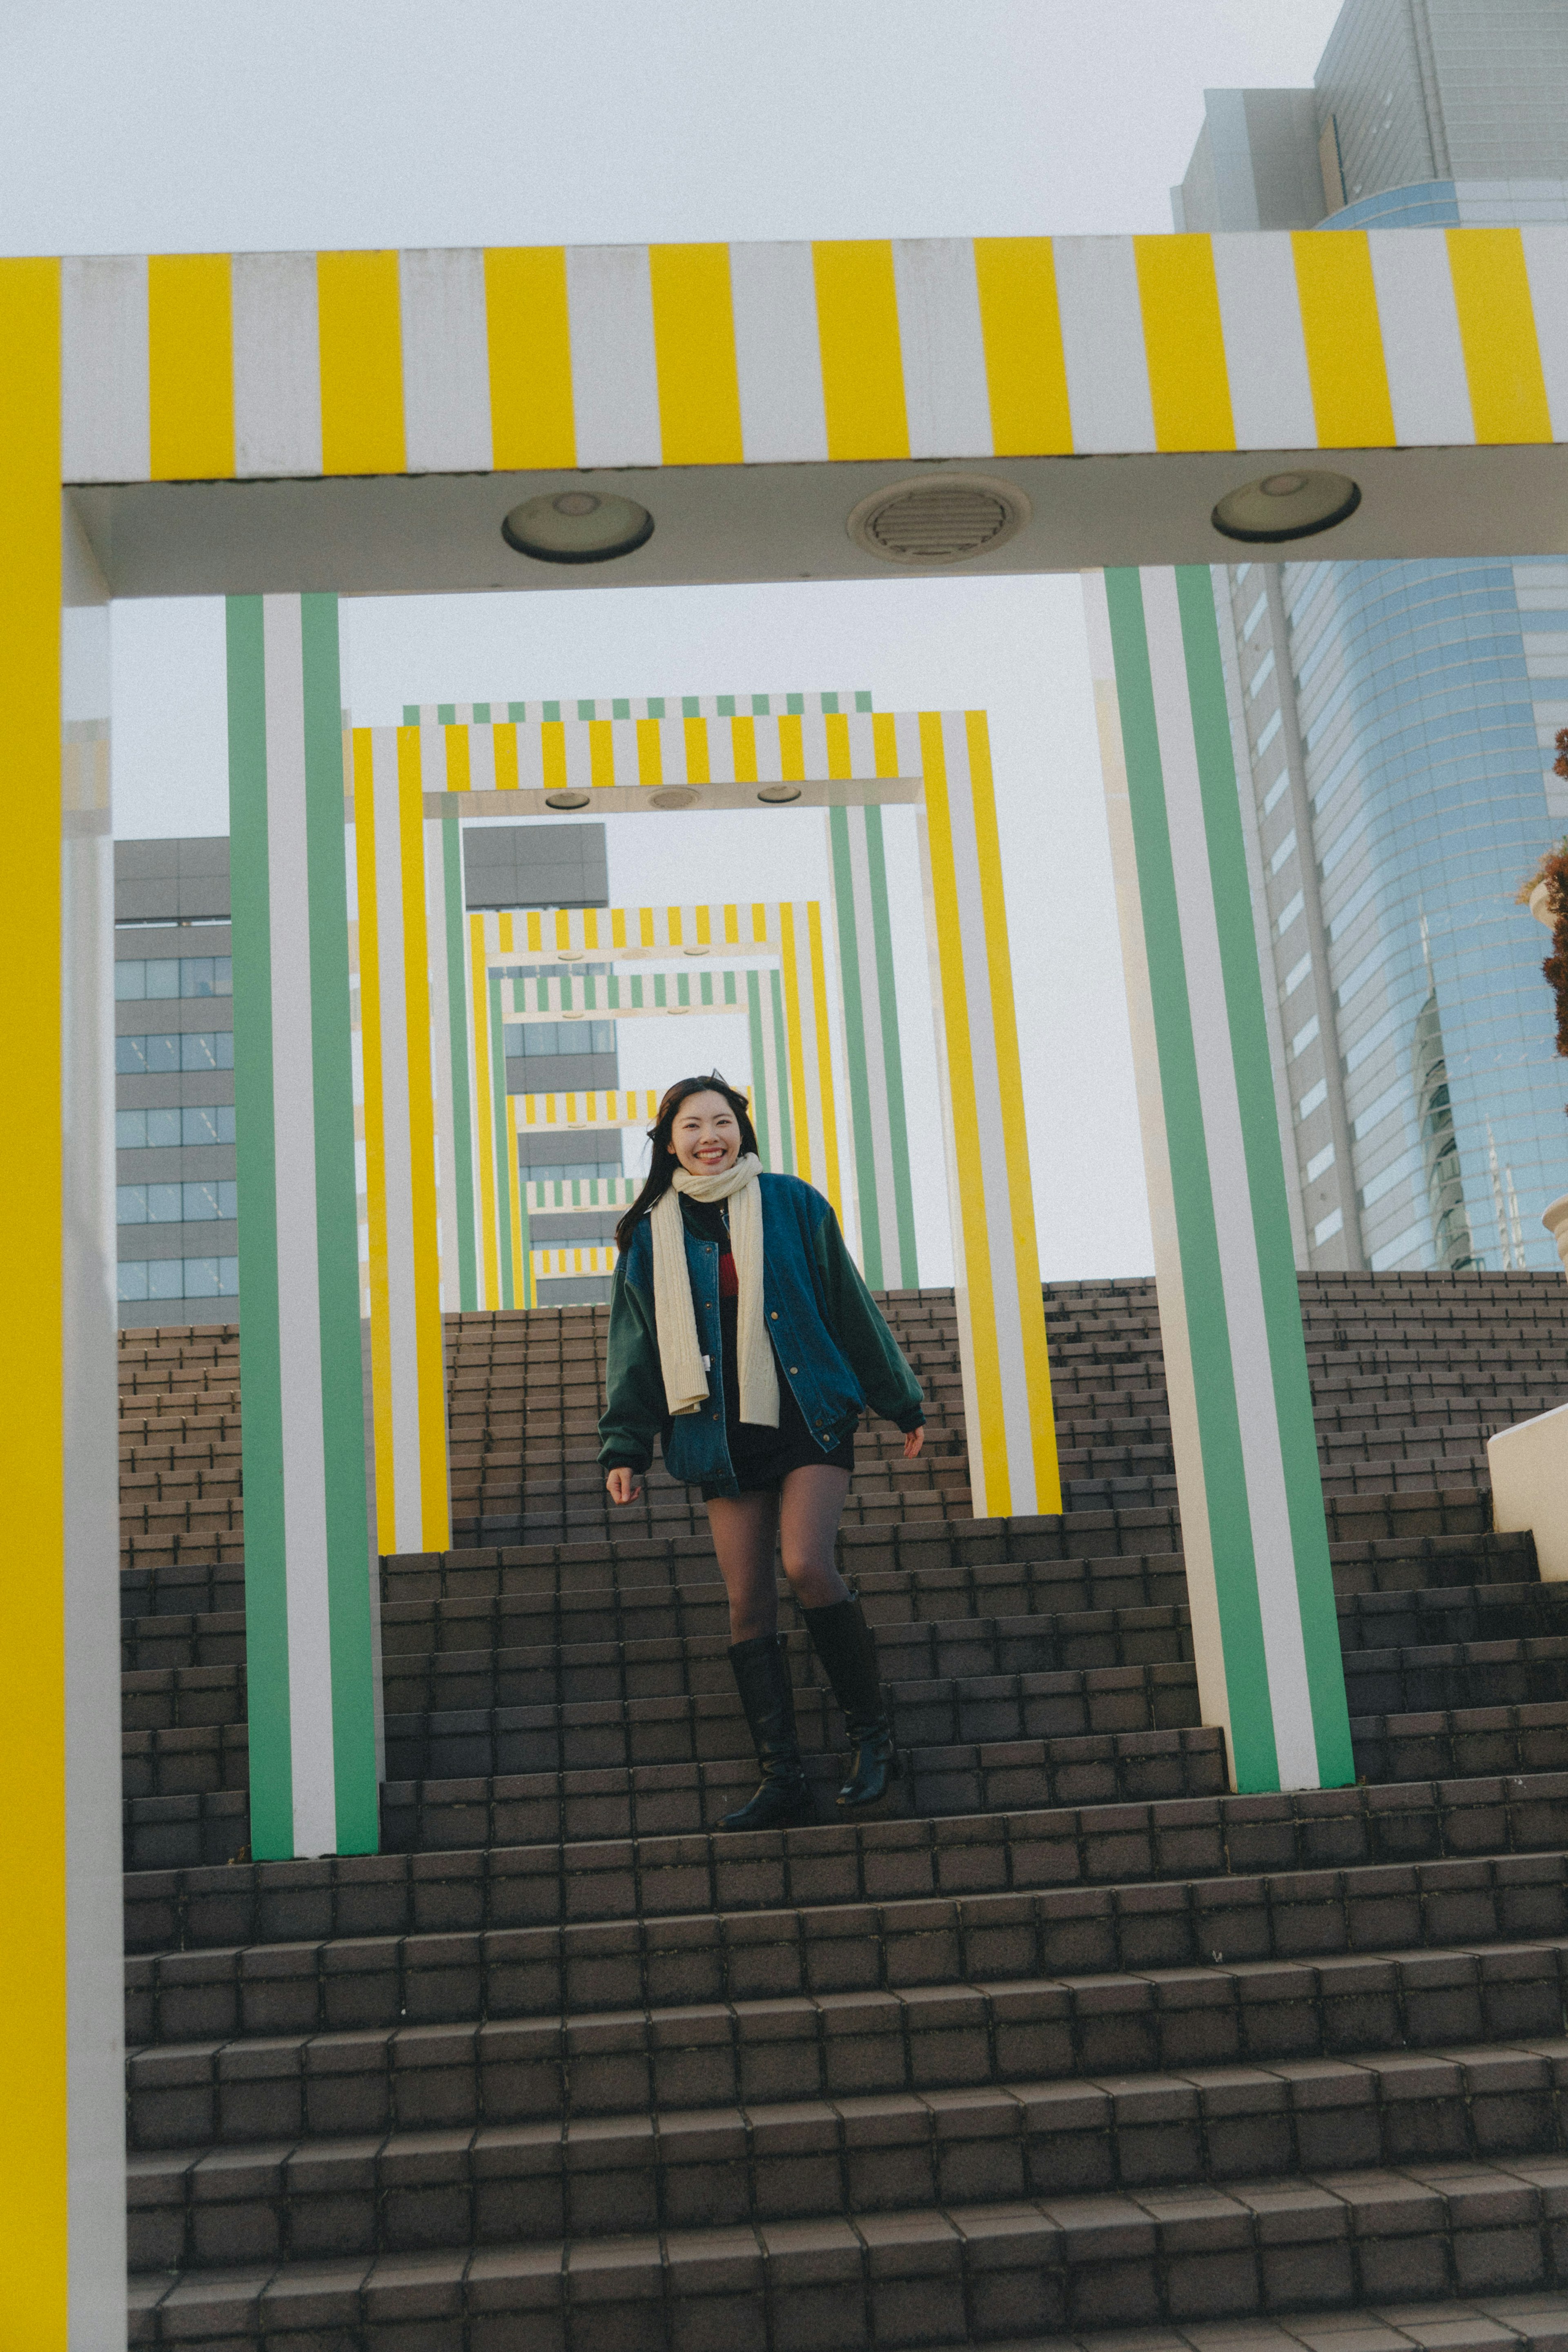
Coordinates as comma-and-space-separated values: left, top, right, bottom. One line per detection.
599, 1073, 926, 1831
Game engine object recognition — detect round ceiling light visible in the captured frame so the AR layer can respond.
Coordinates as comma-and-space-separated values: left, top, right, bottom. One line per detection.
1212, 470, 1361, 544
544, 788, 592, 811
649, 785, 698, 809
846, 473, 1030, 566
501, 489, 655, 565
757, 783, 802, 804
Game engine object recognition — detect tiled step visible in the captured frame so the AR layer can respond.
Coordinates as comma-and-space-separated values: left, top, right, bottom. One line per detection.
1339, 1584, 1568, 1652
123, 1723, 1229, 1850
124, 1777, 1568, 1956
123, 1935, 1568, 2115
1344, 1642, 1568, 1718
125, 2155, 1568, 2348
996, 2296, 1568, 2352
1352, 1705, 1568, 1785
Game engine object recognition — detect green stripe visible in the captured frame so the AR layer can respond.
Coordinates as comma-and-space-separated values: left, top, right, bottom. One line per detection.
768, 970, 795, 1172
226, 596, 292, 1859
1175, 569, 1353, 1788
746, 973, 773, 1166
863, 806, 918, 1288
298, 597, 378, 1855
829, 809, 883, 1287
442, 820, 478, 1311
489, 972, 514, 1307
1104, 567, 1279, 1792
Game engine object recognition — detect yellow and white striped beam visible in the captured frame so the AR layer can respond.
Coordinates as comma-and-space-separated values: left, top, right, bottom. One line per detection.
349, 727, 451, 1553
513, 1089, 664, 1133
58, 234, 1568, 484
533, 1246, 617, 1280
479, 901, 785, 959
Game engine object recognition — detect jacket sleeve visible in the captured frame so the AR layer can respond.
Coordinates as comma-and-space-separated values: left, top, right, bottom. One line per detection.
811, 1203, 925, 1429
597, 1244, 667, 1473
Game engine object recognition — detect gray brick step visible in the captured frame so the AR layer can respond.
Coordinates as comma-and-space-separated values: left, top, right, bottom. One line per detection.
125, 2154, 1568, 2345
124, 1778, 1568, 1958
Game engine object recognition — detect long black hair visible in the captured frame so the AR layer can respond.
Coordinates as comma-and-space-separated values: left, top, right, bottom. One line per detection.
615, 1072, 760, 1252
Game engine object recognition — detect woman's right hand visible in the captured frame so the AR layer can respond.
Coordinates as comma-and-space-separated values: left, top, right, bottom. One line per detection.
606, 1467, 642, 1505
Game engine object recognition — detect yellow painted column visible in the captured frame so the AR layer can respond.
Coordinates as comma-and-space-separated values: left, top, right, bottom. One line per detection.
917, 710, 1061, 1520
352, 727, 452, 1554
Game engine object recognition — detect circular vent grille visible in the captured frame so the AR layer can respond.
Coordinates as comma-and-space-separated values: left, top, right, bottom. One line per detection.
847, 474, 1029, 566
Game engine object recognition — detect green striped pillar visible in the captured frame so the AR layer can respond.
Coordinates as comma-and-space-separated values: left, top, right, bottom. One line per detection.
827, 805, 919, 1288
228, 593, 380, 1859
430, 811, 479, 1310
746, 966, 793, 1173
1085, 565, 1352, 1795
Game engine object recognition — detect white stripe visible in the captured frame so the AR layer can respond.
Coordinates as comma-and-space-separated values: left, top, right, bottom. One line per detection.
892, 238, 993, 460
938, 712, 1036, 1512
1140, 566, 1318, 1788
1368, 231, 1473, 446
400, 247, 492, 473
262, 595, 339, 1856
232, 253, 323, 477
370, 730, 421, 1549
1053, 239, 1156, 456
565, 245, 661, 468
425, 819, 461, 1309
1211, 235, 1316, 455
1080, 567, 1231, 1768
845, 812, 896, 1276
62, 254, 149, 483
1522, 226, 1568, 439
731, 241, 829, 462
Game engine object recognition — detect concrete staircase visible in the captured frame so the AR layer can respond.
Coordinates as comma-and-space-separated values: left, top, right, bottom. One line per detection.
122, 1271, 1568, 2351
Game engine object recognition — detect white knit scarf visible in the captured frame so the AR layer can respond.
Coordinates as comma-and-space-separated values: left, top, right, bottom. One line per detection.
649, 1153, 780, 1427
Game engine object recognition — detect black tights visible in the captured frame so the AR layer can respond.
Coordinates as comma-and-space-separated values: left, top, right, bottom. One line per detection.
705, 1465, 851, 1643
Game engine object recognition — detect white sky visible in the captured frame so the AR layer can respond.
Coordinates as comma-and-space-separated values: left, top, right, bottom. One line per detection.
55, 0, 1341, 1282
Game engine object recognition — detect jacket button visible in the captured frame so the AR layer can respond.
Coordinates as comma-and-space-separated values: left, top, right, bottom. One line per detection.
771, 1311, 778, 1320
788, 1366, 797, 1375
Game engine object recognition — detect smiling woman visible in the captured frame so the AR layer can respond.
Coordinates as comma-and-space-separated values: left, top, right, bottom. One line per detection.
599, 1071, 926, 1828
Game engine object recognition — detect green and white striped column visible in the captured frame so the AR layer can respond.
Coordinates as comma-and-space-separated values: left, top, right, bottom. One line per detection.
747, 966, 793, 1173
228, 593, 380, 1859
1084, 566, 1353, 1795
430, 810, 481, 1310
827, 805, 919, 1289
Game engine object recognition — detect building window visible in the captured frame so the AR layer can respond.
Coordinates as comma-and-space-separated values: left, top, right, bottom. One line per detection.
116, 1031, 234, 1074
1297, 1079, 1328, 1120
1313, 1208, 1344, 1245
506, 1019, 618, 1057
116, 1179, 237, 1224
114, 956, 232, 1002
116, 1104, 236, 1148
1305, 1142, 1336, 1182
117, 1255, 239, 1302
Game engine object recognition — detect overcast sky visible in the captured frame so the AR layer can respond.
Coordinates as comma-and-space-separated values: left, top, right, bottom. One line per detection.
38, 0, 1343, 1282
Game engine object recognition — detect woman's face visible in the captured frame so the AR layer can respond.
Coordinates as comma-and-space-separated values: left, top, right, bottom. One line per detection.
668, 1090, 742, 1175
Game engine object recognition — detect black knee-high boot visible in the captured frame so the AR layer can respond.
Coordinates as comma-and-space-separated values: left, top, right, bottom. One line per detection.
719, 1633, 817, 1832
802, 1595, 899, 1810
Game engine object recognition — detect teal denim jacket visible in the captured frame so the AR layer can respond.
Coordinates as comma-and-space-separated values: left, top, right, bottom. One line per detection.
597, 1173, 924, 1495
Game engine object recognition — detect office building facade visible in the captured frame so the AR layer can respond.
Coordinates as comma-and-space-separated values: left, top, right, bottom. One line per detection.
1177, 0, 1568, 1273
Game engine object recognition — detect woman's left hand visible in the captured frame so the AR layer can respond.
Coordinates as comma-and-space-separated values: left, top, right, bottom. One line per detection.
903, 1426, 924, 1459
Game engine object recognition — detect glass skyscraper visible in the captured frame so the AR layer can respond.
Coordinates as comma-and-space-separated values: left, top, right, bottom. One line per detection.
1177, 0, 1568, 1273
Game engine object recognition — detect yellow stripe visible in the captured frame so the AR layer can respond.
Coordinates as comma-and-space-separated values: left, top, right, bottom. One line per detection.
649, 243, 744, 464
1447, 227, 1552, 446
469, 915, 499, 1306
806, 902, 843, 1218
872, 712, 900, 778
824, 712, 851, 780
484, 247, 575, 468
695, 905, 712, 945
396, 732, 450, 1550
541, 722, 567, 795
527, 911, 542, 952
318, 250, 406, 475
147, 253, 234, 480
919, 713, 1011, 1514
1134, 236, 1234, 453
1292, 232, 1395, 448
779, 905, 811, 1183
588, 719, 615, 789
493, 724, 519, 791
443, 723, 470, 794
0, 255, 64, 2344
812, 241, 910, 461
731, 716, 758, 783
974, 237, 1073, 456
352, 732, 396, 1538
963, 713, 1061, 1512
684, 715, 710, 783
779, 714, 805, 782
636, 717, 663, 787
